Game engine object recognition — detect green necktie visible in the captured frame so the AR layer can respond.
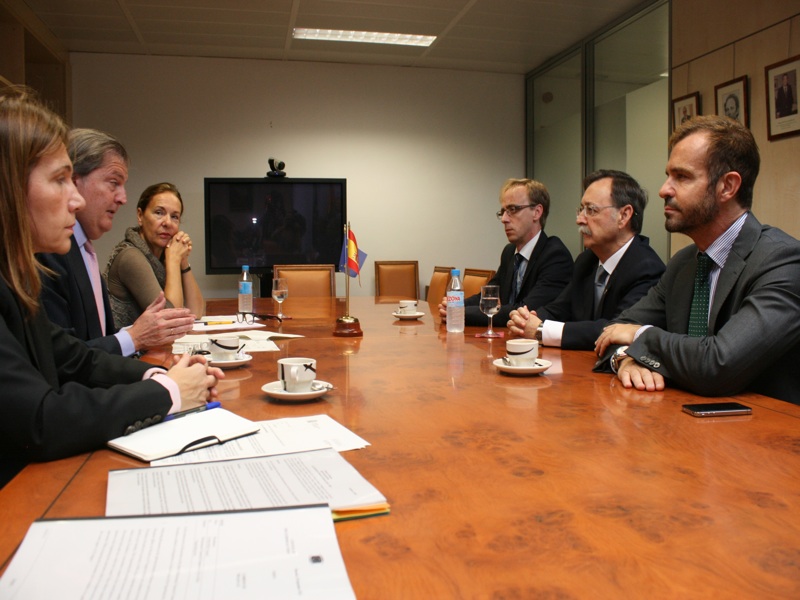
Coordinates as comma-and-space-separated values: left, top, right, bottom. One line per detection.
688, 252, 712, 337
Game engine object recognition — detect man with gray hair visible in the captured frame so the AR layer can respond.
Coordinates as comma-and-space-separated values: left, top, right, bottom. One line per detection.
39, 128, 194, 355
508, 170, 665, 349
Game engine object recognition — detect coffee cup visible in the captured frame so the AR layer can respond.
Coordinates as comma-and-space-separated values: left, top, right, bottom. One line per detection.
209, 335, 240, 361
505, 338, 538, 366
398, 300, 418, 314
277, 357, 317, 393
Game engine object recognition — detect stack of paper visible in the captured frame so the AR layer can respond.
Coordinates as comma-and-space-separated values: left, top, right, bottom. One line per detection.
3, 410, 383, 598
107, 448, 389, 522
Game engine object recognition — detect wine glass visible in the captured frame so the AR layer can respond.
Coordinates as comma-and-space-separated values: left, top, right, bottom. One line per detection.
272, 277, 288, 319
478, 284, 501, 338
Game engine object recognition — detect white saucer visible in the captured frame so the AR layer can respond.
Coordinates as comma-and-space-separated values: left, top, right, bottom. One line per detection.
392, 311, 424, 320
493, 358, 552, 375
209, 353, 252, 368
261, 380, 332, 402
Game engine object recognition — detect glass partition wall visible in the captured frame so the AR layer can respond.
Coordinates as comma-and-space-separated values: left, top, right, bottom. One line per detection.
526, 0, 669, 261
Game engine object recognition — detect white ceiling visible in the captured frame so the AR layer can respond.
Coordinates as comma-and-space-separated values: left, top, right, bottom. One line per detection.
5, 0, 654, 75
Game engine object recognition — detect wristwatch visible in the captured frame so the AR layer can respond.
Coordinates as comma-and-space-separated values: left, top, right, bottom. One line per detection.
609, 345, 629, 373
535, 322, 544, 343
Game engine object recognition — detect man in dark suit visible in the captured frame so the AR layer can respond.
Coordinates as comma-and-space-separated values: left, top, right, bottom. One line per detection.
439, 178, 573, 326
38, 128, 194, 356
595, 116, 800, 405
775, 73, 795, 118
507, 170, 665, 350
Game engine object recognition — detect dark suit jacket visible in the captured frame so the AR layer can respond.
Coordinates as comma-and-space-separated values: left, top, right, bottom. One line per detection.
537, 235, 665, 350
596, 213, 800, 405
38, 237, 122, 354
0, 279, 171, 487
464, 232, 573, 326
775, 84, 795, 117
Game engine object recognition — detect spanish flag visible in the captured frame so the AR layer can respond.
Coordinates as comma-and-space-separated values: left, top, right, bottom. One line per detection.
339, 229, 367, 278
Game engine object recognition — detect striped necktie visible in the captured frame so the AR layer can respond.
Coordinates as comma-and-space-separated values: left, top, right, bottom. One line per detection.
687, 252, 712, 337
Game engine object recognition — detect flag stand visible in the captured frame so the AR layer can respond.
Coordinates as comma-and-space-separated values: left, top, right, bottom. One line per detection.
334, 222, 363, 337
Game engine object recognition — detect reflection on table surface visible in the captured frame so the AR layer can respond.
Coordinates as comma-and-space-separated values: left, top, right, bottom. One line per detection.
2, 296, 800, 598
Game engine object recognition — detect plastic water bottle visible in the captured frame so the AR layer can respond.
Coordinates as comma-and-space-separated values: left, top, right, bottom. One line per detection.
238, 265, 253, 313
446, 269, 465, 333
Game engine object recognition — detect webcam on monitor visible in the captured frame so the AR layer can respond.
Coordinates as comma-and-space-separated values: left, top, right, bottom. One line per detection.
267, 158, 286, 178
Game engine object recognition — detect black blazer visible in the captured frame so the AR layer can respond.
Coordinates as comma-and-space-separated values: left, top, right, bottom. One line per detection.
0, 279, 171, 487
38, 236, 121, 354
465, 231, 573, 326
536, 235, 665, 349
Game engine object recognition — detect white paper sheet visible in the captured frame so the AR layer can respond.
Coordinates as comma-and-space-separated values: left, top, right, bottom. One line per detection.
152, 414, 369, 466
106, 448, 387, 518
173, 333, 279, 354
174, 330, 303, 354
0, 505, 356, 600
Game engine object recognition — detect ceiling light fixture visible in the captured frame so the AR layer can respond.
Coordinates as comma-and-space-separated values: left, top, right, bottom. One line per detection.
293, 28, 435, 47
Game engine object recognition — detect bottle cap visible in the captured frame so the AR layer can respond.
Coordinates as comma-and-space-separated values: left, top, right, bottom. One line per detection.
243, 265, 250, 271
451, 269, 460, 276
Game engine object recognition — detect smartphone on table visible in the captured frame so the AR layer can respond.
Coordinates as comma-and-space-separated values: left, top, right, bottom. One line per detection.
681, 402, 752, 417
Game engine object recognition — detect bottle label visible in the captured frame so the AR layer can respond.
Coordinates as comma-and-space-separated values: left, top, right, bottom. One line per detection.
446, 291, 464, 307
239, 281, 252, 295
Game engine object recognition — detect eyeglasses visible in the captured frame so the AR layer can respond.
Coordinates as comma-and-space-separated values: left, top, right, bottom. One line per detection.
576, 204, 618, 218
237, 312, 283, 324
496, 204, 536, 219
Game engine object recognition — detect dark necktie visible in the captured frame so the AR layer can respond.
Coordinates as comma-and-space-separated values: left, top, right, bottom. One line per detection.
688, 252, 712, 337
594, 265, 608, 318
512, 253, 525, 302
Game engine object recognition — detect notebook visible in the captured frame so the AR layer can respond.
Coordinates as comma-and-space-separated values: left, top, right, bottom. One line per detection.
107, 408, 260, 462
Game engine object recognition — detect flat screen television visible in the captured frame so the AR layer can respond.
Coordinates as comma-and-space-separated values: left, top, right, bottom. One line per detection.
204, 177, 346, 276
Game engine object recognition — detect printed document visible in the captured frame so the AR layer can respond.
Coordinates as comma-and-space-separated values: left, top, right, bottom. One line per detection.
0, 505, 356, 600
152, 414, 369, 466
107, 448, 389, 521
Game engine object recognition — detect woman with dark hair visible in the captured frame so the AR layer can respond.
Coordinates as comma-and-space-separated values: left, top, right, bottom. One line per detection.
0, 87, 222, 487
105, 182, 205, 328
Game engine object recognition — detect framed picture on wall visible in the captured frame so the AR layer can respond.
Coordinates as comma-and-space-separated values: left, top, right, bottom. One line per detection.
765, 54, 800, 141
715, 76, 749, 127
672, 92, 700, 130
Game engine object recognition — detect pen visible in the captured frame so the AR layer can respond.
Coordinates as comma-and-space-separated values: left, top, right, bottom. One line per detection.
203, 320, 235, 325
165, 401, 221, 421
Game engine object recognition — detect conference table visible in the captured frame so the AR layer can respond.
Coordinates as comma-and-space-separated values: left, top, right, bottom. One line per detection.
2, 296, 800, 598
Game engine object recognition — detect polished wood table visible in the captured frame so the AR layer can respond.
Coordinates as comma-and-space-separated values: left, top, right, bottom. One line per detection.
3, 296, 800, 598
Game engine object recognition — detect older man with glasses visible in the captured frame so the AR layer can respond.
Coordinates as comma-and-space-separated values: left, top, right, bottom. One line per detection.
508, 170, 665, 349
439, 178, 573, 327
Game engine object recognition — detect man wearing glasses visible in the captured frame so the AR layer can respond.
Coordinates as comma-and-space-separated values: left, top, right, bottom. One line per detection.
507, 170, 665, 349
439, 178, 573, 326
